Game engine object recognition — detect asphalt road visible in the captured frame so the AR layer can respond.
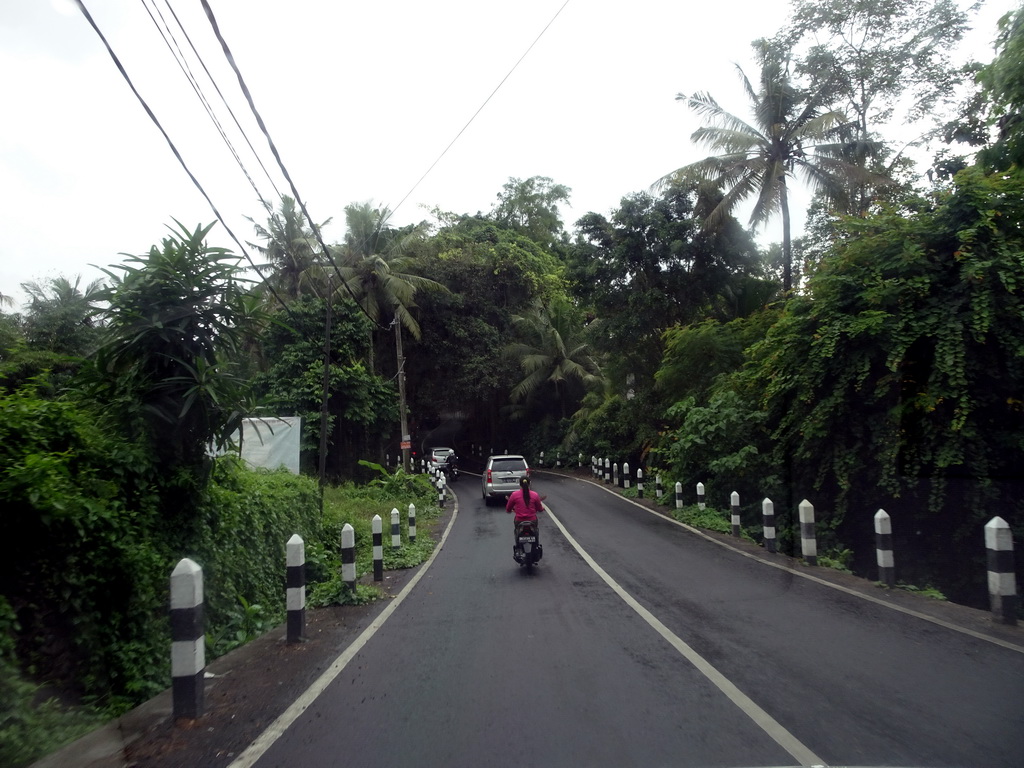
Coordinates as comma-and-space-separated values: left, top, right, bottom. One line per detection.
242, 472, 1024, 768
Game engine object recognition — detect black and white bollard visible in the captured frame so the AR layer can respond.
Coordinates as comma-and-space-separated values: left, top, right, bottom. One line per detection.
286, 535, 305, 642
408, 503, 417, 545
874, 509, 894, 586
675, 482, 683, 510
613, 462, 619, 487
637, 468, 644, 499
372, 515, 383, 582
656, 474, 663, 501
436, 476, 445, 507
730, 492, 741, 538
604, 458, 610, 484
391, 508, 401, 549
986, 516, 1017, 625
171, 558, 204, 719
762, 498, 777, 553
341, 523, 356, 592
557, 453, 562, 468
623, 462, 630, 490
696, 482, 706, 509
799, 499, 817, 566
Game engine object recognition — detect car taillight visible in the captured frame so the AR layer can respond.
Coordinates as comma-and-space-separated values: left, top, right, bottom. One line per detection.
486, 469, 492, 482
526, 467, 531, 476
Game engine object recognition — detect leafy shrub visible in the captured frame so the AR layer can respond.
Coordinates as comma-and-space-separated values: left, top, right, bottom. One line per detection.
187, 458, 323, 659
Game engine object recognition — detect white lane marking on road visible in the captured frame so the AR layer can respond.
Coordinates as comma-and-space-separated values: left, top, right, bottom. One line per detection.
227, 497, 461, 768
549, 472, 1024, 655
544, 501, 826, 768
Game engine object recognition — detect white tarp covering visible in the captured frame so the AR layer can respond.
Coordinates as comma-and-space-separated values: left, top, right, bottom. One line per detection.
235, 417, 301, 474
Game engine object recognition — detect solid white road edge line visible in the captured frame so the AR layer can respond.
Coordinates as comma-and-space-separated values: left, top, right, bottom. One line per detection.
544, 501, 827, 768
547, 472, 1024, 656
226, 496, 461, 768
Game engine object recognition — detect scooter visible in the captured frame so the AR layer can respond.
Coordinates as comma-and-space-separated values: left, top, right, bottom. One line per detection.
442, 459, 459, 482
513, 519, 542, 567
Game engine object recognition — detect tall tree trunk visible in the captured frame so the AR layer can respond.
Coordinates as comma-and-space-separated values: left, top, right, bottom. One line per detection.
781, 180, 792, 292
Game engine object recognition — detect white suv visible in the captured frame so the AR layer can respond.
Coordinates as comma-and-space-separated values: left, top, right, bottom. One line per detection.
427, 447, 455, 472
481, 454, 530, 504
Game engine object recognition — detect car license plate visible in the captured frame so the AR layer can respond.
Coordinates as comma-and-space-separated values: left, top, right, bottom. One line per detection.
519, 536, 536, 543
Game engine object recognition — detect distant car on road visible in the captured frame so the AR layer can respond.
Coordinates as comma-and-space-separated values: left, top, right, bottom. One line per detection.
481, 454, 530, 504
427, 447, 455, 473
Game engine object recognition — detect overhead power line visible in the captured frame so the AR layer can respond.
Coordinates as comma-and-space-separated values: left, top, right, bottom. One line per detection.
73, 0, 302, 329
139, 0, 284, 207
198, 0, 382, 329
389, 0, 572, 221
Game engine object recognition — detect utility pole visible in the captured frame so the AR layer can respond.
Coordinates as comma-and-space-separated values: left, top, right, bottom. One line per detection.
318, 276, 333, 487
395, 317, 411, 473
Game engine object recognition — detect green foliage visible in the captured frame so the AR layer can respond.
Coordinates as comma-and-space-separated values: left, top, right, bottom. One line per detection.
570, 178, 759, 390
308, 580, 381, 607
205, 595, 277, 656
656, 310, 778, 405
406, 212, 570, 439
505, 296, 602, 414
0, 385, 169, 710
654, 389, 780, 516
670, 41, 884, 289
491, 176, 572, 250
737, 166, 1024, 599
310, 471, 440, 606
751, 168, 1024, 504
568, 390, 662, 464
188, 459, 323, 659
781, 0, 973, 131
670, 504, 733, 535
93, 220, 267, 476
251, 297, 396, 475
0, 595, 103, 768
20, 275, 103, 357
891, 582, 948, 601
817, 548, 854, 573
976, 6, 1024, 171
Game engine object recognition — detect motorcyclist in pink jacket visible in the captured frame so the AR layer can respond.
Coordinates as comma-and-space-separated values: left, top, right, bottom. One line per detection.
506, 475, 546, 557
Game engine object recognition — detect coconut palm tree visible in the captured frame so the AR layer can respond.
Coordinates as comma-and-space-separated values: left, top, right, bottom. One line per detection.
329, 202, 445, 469
246, 195, 331, 300
505, 297, 602, 419
662, 43, 880, 291
20, 274, 104, 355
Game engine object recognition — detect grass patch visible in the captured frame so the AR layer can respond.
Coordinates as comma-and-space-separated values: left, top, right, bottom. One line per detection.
889, 581, 948, 601
670, 503, 733, 534
311, 469, 441, 606
817, 548, 854, 573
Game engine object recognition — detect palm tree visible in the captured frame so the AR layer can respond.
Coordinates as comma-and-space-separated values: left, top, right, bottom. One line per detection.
662, 43, 879, 291
246, 195, 331, 300
331, 202, 445, 469
506, 297, 602, 419
334, 203, 433, 340
21, 274, 104, 355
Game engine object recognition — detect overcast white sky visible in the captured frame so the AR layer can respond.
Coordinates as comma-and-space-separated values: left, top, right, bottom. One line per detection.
0, 0, 1015, 307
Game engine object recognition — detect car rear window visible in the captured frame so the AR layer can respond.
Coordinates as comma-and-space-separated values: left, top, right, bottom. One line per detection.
491, 458, 527, 472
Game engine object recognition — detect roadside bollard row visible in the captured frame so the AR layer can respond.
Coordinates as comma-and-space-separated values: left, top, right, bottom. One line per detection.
588, 456, 1017, 626
168, 500, 427, 719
